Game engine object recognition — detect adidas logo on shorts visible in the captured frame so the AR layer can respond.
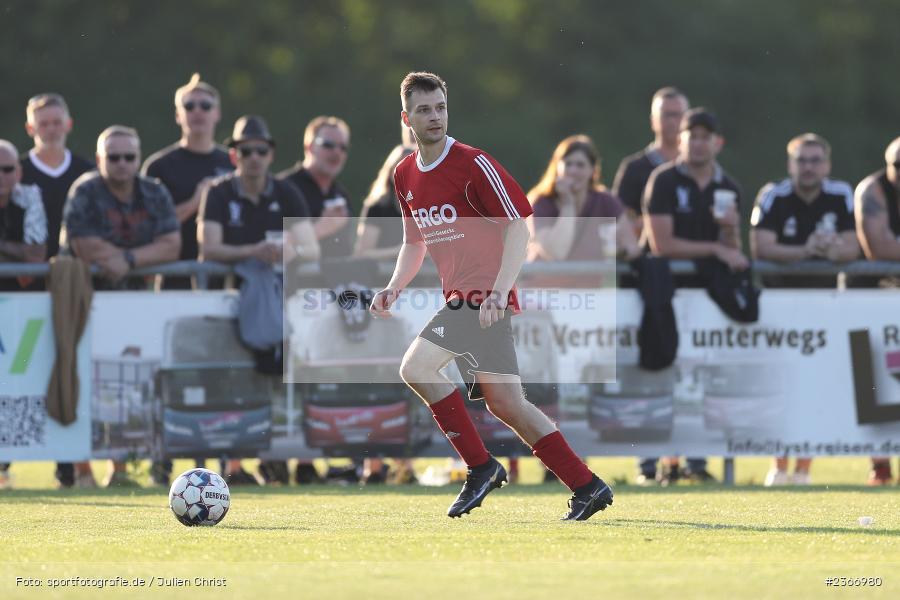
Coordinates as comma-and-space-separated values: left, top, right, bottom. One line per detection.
432, 326, 445, 338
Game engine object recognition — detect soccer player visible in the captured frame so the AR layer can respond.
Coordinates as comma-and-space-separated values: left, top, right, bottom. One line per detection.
370, 72, 613, 520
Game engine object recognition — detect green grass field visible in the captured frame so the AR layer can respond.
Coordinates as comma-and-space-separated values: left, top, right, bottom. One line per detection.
1, 457, 898, 599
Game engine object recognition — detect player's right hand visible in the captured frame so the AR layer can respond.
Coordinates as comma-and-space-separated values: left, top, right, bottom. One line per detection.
369, 287, 400, 318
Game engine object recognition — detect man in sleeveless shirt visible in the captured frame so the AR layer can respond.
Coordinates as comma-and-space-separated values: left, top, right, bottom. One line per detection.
854, 136, 900, 485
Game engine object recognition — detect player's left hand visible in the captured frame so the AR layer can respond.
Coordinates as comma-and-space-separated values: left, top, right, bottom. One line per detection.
479, 291, 508, 329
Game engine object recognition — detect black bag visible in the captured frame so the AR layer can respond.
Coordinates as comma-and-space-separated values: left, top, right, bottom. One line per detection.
695, 258, 760, 323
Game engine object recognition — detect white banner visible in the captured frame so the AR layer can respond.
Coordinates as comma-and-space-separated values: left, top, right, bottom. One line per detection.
0, 294, 91, 461
5, 288, 900, 460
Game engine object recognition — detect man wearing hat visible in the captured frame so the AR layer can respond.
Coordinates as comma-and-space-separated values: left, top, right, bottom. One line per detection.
199, 115, 318, 266
643, 107, 748, 274
197, 115, 319, 485
641, 108, 750, 485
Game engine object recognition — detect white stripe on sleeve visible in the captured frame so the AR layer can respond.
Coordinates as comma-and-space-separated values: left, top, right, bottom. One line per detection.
475, 154, 519, 219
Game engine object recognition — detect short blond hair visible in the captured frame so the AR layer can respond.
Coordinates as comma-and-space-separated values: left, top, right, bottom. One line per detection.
787, 133, 831, 159
96, 125, 140, 154
174, 73, 220, 107
651, 86, 689, 112
303, 115, 350, 149
26, 93, 70, 122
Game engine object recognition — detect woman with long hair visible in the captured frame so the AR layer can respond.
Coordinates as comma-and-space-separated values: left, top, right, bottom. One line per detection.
527, 134, 640, 264
353, 129, 416, 260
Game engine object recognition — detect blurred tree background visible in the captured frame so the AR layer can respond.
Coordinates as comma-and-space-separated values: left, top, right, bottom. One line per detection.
2, 0, 899, 211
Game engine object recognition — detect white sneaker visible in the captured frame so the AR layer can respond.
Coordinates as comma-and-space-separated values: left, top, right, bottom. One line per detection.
791, 471, 812, 485
764, 468, 790, 486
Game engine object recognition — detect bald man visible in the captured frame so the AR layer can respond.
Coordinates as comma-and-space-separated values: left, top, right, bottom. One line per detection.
855, 136, 900, 485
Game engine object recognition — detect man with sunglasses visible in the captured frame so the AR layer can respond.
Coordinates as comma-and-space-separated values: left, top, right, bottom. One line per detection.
0, 139, 47, 286
198, 115, 318, 486
279, 116, 355, 259
751, 133, 858, 487
854, 136, 900, 486
20, 93, 94, 261
0, 139, 47, 492
142, 74, 233, 291
60, 125, 180, 487
276, 115, 354, 485
61, 126, 180, 287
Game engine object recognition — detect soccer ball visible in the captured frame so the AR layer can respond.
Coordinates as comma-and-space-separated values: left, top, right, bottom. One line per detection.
168, 468, 231, 527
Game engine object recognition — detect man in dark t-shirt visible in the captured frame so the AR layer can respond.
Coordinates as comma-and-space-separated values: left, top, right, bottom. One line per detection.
20, 93, 93, 259
61, 125, 180, 488
751, 133, 859, 289
643, 108, 749, 486
751, 133, 859, 487
0, 140, 47, 290
643, 108, 749, 276
612, 87, 689, 227
142, 74, 233, 288
198, 116, 319, 487
278, 116, 355, 258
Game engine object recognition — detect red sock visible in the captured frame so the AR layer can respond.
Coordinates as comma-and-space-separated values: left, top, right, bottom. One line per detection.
532, 431, 593, 491
430, 389, 490, 467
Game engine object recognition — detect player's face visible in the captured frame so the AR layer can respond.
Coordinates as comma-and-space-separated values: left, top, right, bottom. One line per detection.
232, 140, 273, 179
680, 127, 721, 167
788, 144, 830, 191
26, 105, 72, 148
307, 125, 349, 179
557, 150, 593, 192
0, 147, 21, 199
651, 96, 688, 144
98, 135, 141, 185
176, 90, 220, 138
403, 89, 448, 146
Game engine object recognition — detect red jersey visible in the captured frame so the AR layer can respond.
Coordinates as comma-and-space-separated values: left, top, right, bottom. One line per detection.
393, 136, 533, 310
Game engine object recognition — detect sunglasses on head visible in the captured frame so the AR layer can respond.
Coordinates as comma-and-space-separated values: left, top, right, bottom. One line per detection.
183, 100, 214, 112
106, 153, 137, 163
0, 165, 16, 174
315, 137, 349, 152
238, 145, 271, 158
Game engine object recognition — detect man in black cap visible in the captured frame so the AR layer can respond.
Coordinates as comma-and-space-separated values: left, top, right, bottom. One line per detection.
642, 108, 749, 485
198, 115, 319, 485
644, 108, 748, 273
199, 115, 318, 265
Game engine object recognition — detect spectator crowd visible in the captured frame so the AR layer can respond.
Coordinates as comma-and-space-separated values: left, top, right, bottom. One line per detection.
1, 77, 898, 490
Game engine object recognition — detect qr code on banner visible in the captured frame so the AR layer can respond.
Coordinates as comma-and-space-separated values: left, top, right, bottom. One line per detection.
0, 396, 46, 447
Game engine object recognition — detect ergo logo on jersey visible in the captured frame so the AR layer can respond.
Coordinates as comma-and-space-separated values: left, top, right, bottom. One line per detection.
411, 204, 458, 228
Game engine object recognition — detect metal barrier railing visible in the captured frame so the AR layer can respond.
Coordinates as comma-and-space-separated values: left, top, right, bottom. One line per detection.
3, 258, 900, 288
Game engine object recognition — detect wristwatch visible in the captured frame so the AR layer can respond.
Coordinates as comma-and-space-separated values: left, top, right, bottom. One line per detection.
123, 249, 136, 270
